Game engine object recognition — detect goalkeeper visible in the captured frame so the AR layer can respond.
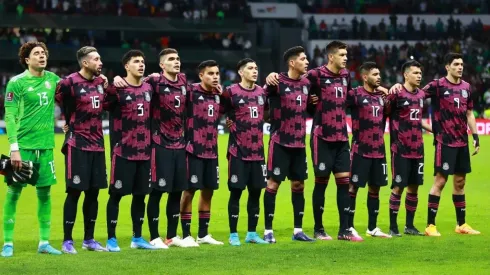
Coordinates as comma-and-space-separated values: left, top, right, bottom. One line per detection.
2, 42, 62, 257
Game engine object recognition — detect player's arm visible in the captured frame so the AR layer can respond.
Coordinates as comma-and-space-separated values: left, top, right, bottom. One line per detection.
103, 85, 119, 111
421, 80, 438, 99
383, 93, 397, 116
466, 88, 479, 155
264, 83, 278, 122
55, 78, 75, 127
421, 120, 432, 133
3, 80, 23, 170
345, 89, 356, 108
306, 69, 319, 117
220, 88, 233, 128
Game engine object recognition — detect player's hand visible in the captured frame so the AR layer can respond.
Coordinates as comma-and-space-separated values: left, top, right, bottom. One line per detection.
309, 95, 319, 105
378, 86, 389, 95
266, 73, 279, 86
216, 84, 223, 95
143, 73, 160, 82
113, 75, 128, 88
62, 124, 69, 133
226, 118, 233, 129
12, 161, 34, 182
472, 134, 480, 156
100, 74, 109, 89
10, 151, 22, 172
389, 83, 403, 94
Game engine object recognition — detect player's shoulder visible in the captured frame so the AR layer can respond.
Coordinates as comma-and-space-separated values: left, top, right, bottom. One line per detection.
44, 70, 60, 81
339, 68, 350, 77
300, 75, 311, 85
8, 71, 29, 84
177, 72, 187, 82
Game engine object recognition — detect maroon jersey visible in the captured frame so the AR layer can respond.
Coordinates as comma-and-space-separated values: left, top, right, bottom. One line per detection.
422, 78, 473, 147
347, 87, 386, 158
104, 82, 152, 161
147, 73, 187, 149
307, 66, 351, 142
266, 73, 310, 148
55, 72, 105, 152
385, 87, 425, 159
185, 83, 221, 159
221, 83, 266, 161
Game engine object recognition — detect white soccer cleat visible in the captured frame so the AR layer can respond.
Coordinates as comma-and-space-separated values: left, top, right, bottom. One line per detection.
349, 227, 362, 238
366, 227, 392, 238
150, 237, 169, 249
196, 234, 224, 245
165, 236, 186, 247
181, 236, 200, 247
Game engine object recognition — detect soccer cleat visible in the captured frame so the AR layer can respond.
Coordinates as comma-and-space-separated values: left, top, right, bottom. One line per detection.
1, 245, 13, 257
292, 231, 315, 242
82, 239, 108, 252
455, 223, 481, 235
130, 237, 157, 249
338, 229, 364, 242
314, 229, 333, 240
366, 227, 392, 238
181, 236, 200, 247
150, 237, 169, 249
165, 236, 188, 247
389, 228, 402, 237
263, 232, 276, 244
62, 240, 78, 254
425, 224, 441, 237
106, 238, 121, 252
245, 232, 268, 244
229, 233, 241, 246
349, 227, 362, 239
38, 243, 62, 255
404, 226, 424, 236
197, 234, 224, 245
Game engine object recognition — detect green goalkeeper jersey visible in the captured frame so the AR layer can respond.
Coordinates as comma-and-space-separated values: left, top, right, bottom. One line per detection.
4, 70, 60, 150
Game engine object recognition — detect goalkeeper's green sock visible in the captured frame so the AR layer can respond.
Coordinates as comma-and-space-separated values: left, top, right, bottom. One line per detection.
3, 185, 23, 244
37, 186, 51, 242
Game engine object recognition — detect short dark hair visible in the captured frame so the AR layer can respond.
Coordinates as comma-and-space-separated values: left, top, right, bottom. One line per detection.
236, 58, 256, 72
122, 50, 145, 66
159, 48, 178, 59
401, 60, 421, 73
359, 62, 378, 74
76, 46, 98, 66
444, 52, 463, 65
18, 42, 49, 69
197, 60, 219, 73
283, 46, 305, 63
325, 40, 347, 55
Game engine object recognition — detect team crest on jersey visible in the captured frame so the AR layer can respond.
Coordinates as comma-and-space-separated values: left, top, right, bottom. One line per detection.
45, 81, 51, 89
215, 95, 220, 103
231, 175, 238, 183
302, 86, 308, 95
420, 98, 424, 107
319, 163, 326, 171
258, 96, 264, 105
181, 86, 187, 95
97, 85, 104, 94
273, 167, 281, 176
191, 175, 198, 184
342, 78, 347, 86
73, 175, 80, 184
461, 90, 468, 98
395, 175, 402, 183
352, 174, 358, 182
115, 180, 122, 189
144, 92, 151, 102
159, 178, 166, 187
443, 162, 449, 171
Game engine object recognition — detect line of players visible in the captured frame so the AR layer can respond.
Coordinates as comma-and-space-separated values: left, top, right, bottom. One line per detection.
1, 41, 481, 256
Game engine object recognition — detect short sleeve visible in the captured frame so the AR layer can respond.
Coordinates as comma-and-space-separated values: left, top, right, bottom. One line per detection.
422, 80, 438, 98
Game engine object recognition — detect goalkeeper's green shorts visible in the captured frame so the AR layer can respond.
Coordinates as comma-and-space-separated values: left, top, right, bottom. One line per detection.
4, 149, 56, 188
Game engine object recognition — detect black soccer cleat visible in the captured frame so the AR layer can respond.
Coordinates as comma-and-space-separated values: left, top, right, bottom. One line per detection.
389, 228, 402, 237
404, 226, 424, 236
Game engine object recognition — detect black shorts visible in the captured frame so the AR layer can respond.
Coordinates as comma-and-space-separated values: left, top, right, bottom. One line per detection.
311, 137, 350, 177
350, 153, 388, 188
65, 145, 107, 192
151, 145, 188, 193
267, 141, 307, 183
434, 142, 471, 176
186, 153, 219, 190
391, 153, 424, 188
228, 155, 267, 190
109, 154, 151, 196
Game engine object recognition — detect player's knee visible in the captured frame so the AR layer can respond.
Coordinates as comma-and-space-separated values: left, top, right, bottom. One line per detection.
349, 184, 359, 193
368, 185, 380, 194
291, 180, 304, 191
453, 175, 466, 191
434, 173, 448, 190
201, 188, 214, 201
67, 189, 82, 198
392, 186, 403, 195
406, 184, 419, 194
266, 179, 279, 190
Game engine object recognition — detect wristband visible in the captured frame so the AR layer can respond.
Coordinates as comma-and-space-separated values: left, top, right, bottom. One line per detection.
10, 143, 19, 152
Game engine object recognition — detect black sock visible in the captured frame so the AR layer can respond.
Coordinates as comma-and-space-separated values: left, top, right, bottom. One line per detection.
247, 189, 261, 232
198, 211, 211, 238
106, 194, 122, 239
181, 212, 192, 238
292, 186, 305, 229
427, 194, 440, 225
312, 177, 328, 231
166, 191, 182, 239
336, 177, 350, 232
389, 192, 401, 230
405, 193, 418, 228
131, 195, 146, 238
147, 189, 163, 240
83, 188, 99, 241
228, 188, 243, 234
348, 191, 357, 228
367, 192, 380, 231
453, 194, 466, 226
263, 187, 277, 230
63, 190, 81, 241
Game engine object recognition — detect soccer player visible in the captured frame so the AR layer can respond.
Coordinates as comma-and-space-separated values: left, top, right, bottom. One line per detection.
104, 50, 155, 251
346, 62, 390, 239
422, 53, 480, 236
221, 58, 269, 246
180, 60, 223, 246
385, 60, 431, 237
55, 46, 108, 253
262, 46, 314, 243
2, 42, 62, 257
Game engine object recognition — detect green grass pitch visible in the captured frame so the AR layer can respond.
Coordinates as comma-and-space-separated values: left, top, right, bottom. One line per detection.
1, 134, 489, 274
